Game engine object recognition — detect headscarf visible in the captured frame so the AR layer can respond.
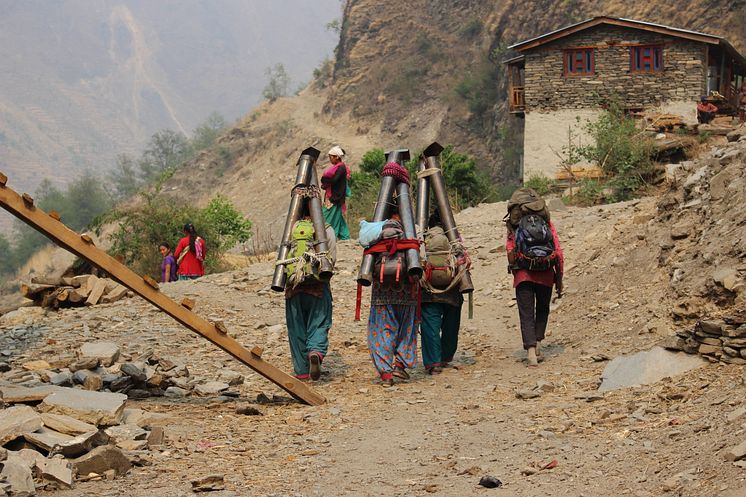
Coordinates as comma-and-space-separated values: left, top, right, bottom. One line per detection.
328, 146, 345, 158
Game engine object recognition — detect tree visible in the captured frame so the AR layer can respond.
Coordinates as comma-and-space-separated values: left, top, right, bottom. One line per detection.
109, 154, 142, 200
0, 234, 17, 276
262, 64, 291, 103
191, 112, 228, 152
139, 129, 191, 181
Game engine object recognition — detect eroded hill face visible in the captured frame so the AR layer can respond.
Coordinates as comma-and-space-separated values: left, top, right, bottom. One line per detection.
155, 0, 746, 250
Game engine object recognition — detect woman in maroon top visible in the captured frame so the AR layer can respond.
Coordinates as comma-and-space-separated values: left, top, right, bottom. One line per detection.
506, 221, 564, 367
174, 223, 206, 280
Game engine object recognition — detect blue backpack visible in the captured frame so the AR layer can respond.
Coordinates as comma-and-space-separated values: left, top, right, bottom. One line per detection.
515, 214, 556, 271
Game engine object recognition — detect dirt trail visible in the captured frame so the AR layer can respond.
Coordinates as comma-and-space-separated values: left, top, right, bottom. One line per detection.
0, 191, 734, 497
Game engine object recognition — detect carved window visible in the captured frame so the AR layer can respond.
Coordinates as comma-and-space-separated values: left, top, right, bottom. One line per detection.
563, 48, 595, 76
630, 45, 663, 72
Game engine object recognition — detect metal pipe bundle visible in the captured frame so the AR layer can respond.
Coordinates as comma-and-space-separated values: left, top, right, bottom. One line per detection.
271, 147, 321, 292
356, 149, 412, 286
422, 142, 474, 294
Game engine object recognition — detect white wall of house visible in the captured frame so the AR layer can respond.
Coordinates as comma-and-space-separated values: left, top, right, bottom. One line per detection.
523, 109, 601, 180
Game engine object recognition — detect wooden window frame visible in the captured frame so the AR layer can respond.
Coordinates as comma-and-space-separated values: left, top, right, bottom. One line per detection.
630, 45, 663, 73
563, 48, 595, 76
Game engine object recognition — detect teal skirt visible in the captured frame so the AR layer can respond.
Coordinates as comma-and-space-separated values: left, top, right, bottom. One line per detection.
323, 204, 350, 240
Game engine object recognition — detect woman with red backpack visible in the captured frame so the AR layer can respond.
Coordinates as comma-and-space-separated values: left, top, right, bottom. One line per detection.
505, 188, 564, 367
174, 223, 206, 280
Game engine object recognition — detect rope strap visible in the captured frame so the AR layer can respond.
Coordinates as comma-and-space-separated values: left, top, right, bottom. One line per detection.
292, 185, 321, 198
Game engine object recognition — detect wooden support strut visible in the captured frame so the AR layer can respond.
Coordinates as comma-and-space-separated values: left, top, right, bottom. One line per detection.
0, 174, 325, 406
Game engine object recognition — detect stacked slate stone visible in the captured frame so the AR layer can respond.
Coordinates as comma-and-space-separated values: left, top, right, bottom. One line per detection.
665, 318, 746, 365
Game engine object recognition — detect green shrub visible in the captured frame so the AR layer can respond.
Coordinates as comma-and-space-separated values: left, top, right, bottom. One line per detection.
578, 101, 654, 200
460, 18, 483, 39
525, 174, 554, 196
106, 191, 251, 279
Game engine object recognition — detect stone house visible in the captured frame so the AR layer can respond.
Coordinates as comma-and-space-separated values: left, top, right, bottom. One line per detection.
505, 16, 746, 181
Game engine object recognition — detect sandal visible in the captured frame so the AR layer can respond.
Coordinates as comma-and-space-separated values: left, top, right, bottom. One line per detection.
392, 366, 410, 380
309, 353, 322, 381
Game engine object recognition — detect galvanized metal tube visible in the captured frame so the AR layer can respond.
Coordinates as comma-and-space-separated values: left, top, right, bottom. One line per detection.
415, 158, 430, 239
424, 149, 474, 294
271, 148, 320, 292
308, 164, 333, 281
396, 181, 422, 278
357, 175, 396, 286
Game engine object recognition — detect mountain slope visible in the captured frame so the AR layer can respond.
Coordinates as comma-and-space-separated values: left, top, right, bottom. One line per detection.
0, 0, 340, 200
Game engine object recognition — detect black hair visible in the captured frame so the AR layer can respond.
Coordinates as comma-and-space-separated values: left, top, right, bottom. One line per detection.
184, 223, 197, 253
160, 241, 171, 250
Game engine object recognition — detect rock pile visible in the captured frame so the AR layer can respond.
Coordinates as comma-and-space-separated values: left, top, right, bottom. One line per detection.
0, 387, 168, 494
664, 318, 746, 365
21, 275, 131, 310
10, 340, 244, 400
656, 131, 746, 318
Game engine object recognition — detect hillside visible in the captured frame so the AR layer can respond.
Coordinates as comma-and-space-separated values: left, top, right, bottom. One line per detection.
149, 0, 746, 249
0, 0, 340, 214
1, 132, 744, 494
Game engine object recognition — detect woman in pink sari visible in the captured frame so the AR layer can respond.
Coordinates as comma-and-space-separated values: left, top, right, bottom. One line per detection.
320, 145, 351, 240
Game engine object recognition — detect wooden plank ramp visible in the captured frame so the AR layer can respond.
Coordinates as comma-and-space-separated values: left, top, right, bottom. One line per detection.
0, 173, 325, 406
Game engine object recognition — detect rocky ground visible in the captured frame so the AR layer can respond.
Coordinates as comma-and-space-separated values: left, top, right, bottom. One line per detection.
0, 135, 745, 496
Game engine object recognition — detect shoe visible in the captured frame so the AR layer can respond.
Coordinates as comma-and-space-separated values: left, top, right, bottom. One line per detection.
392, 366, 410, 380
428, 366, 443, 375
309, 353, 322, 381
527, 347, 538, 367
536, 342, 545, 363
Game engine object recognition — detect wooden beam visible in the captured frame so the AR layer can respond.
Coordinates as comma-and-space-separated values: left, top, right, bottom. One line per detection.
0, 174, 325, 406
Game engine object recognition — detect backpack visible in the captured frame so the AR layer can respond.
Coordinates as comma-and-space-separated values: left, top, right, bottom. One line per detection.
423, 226, 453, 289
505, 188, 550, 232
286, 220, 318, 286
514, 214, 556, 271
373, 219, 408, 285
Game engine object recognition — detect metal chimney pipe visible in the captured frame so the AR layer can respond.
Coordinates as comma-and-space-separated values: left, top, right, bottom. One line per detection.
308, 164, 334, 281
396, 181, 422, 278
415, 158, 430, 239
423, 142, 474, 294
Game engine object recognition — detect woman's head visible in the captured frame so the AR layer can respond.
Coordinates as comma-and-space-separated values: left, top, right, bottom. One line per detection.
328, 145, 345, 165
159, 242, 171, 255
184, 223, 196, 235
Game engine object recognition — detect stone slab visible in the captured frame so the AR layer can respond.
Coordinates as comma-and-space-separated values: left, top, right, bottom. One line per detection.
72, 444, 132, 477
23, 427, 74, 452
39, 388, 127, 426
599, 346, 707, 392
36, 456, 73, 488
50, 430, 109, 459
79, 341, 120, 367
41, 412, 97, 436
0, 405, 43, 445
0, 385, 64, 403
0, 457, 35, 496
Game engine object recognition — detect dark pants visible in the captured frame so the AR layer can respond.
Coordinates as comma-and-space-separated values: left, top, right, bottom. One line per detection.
516, 281, 552, 350
420, 302, 462, 369
698, 111, 714, 124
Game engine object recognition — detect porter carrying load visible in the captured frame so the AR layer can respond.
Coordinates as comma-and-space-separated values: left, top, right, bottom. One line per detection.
272, 147, 333, 292
355, 150, 422, 321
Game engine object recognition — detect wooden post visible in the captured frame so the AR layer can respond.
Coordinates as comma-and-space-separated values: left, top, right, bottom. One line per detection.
0, 173, 325, 406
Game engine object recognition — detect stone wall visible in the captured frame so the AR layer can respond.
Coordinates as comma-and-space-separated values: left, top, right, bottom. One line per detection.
523, 25, 707, 111
523, 109, 600, 180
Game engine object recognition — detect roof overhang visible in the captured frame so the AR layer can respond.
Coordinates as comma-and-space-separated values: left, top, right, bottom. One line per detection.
509, 16, 724, 52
